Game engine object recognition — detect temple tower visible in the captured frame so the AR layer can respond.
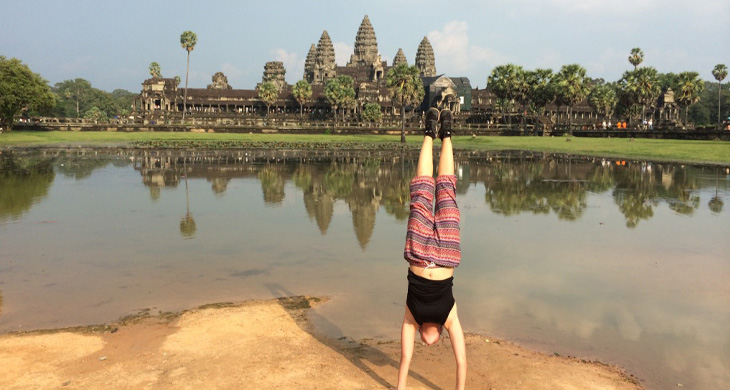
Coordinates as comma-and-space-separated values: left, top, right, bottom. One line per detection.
415, 37, 436, 77
393, 48, 407, 66
207, 72, 232, 90
348, 15, 380, 67
304, 44, 316, 83
262, 61, 287, 91
312, 30, 336, 84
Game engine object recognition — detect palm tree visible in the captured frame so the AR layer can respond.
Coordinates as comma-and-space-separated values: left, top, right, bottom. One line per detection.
633, 67, 661, 124
386, 63, 424, 143
628, 48, 644, 70
325, 75, 356, 124
712, 64, 728, 126
487, 64, 522, 127
258, 82, 278, 117
292, 79, 312, 118
180, 30, 197, 121
149, 62, 161, 78
676, 71, 704, 126
554, 64, 590, 134
588, 83, 618, 124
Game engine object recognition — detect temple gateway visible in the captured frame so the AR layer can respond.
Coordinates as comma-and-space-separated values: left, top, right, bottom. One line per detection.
135, 15, 679, 129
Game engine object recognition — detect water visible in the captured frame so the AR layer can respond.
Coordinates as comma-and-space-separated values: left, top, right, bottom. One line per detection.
1, 148, 728, 390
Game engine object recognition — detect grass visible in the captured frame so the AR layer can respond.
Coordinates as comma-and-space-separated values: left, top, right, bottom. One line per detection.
1, 130, 729, 165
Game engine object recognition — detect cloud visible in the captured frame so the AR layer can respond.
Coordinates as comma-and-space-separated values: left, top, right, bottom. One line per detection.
220, 62, 244, 86
332, 42, 353, 66
427, 21, 507, 81
271, 49, 303, 83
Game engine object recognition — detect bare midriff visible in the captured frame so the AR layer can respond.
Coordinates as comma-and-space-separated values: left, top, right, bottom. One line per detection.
409, 264, 454, 280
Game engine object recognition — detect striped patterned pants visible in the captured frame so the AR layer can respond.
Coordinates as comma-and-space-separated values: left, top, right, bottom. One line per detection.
404, 175, 461, 268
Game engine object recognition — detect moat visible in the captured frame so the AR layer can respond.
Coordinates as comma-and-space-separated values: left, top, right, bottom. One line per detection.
0, 148, 728, 390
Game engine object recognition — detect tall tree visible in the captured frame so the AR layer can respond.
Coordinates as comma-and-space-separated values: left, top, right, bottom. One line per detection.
149, 62, 162, 78
628, 48, 644, 70
588, 83, 618, 123
291, 79, 312, 118
257, 82, 278, 117
180, 30, 197, 121
325, 75, 356, 124
675, 71, 704, 126
712, 64, 728, 125
526, 68, 555, 134
487, 64, 522, 126
385, 63, 424, 143
554, 64, 590, 134
55, 78, 92, 118
618, 67, 660, 125
0, 56, 55, 132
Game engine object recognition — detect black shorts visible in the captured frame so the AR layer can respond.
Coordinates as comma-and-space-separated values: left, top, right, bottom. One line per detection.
406, 269, 455, 326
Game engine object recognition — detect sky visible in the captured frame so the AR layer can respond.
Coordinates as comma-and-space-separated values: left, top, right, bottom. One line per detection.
1, 0, 728, 93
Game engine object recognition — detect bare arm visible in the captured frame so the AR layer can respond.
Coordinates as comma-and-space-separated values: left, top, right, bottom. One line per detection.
445, 304, 467, 390
396, 307, 418, 390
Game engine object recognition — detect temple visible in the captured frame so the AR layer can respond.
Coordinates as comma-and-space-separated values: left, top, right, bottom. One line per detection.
135, 15, 679, 129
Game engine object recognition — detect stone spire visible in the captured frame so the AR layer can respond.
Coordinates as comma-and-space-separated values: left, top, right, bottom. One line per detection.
393, 48, 407, 66
304, 44, 316, 82
262, 61, 286, 91
348, 15, 380, 67
415, 36, 436, 77
313, 30, 336, 84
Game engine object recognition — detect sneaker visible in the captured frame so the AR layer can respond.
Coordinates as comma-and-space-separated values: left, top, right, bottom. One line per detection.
439, 109, 453, 139
424, 107, 439, 139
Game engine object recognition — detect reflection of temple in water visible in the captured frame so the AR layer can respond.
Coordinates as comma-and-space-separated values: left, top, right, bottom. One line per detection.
7, 148, 725, 241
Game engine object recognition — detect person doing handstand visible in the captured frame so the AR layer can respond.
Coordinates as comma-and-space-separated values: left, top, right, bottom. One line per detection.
397, 105, 467, 390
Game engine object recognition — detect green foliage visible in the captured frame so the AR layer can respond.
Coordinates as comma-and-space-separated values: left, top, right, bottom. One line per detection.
83, 106, 108, 122
325, 75, 356, 121
554, 64, 591, 132
180, 31, 197, 52
628, 48, 644, 70
588, 84, 618, 120
149, 62, 162, 78
52, 79, 133, 119
385, 63, 424, 142
617, 67, 660, 122
291, 79, 312, 117
258, 82, 279, 116
675, 72, 704, 125
526, 68, 556, 117
0, 56, 56, 131
361, 103, 382, 123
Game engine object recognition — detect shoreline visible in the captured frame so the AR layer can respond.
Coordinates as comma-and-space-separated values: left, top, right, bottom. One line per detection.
0, 296, 644, 390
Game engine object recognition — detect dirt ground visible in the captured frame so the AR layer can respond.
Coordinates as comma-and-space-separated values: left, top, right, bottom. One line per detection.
0, 297, 644, 390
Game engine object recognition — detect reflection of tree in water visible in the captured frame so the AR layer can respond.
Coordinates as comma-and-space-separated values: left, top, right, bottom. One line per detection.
0, 154, 55, 222
258, 166, 285, 205
179, 159, 196, 239
210, 177, 231, 195
660, 165, 700, 216
482, 159, 590, 220
324, 163, 354, 198
612, 163, 659, 228
708, 167, 724, 214
55, 155, 113, 180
